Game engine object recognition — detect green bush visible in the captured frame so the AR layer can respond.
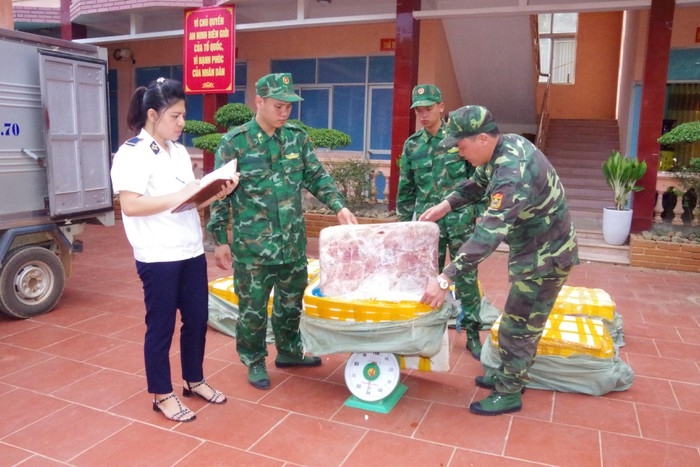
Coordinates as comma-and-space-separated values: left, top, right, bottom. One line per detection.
192, 133, 225, 153
308, 128, 351, 149
287, 120, 350, 149
183, 110, 350, 153
676, 157, 700, 195
183, 120, 217, 136
657, 121, 700, 145
325, 159, 374, 206
214, 103, 253, 129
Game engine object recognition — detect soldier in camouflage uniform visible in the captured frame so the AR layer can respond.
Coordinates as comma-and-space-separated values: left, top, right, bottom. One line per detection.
208, 73, 357, 390
396, 84, 484, 360
420, 105, 579, 415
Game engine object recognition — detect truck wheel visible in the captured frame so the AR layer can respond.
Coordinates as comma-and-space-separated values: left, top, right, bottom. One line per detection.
0, 246, 66, 319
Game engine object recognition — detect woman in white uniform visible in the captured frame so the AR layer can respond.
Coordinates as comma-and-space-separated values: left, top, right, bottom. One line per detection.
111, 78, 237, 422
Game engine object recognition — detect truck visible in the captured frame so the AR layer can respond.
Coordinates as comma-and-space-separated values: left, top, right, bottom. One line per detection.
0, 28, 113, 319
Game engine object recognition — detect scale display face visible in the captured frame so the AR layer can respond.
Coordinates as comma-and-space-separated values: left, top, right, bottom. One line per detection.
344, 352, 400, 402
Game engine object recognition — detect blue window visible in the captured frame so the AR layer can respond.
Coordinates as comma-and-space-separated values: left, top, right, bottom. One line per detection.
270, 56, 394, 155
271, 59, 317, 84
319, 57, 366, 83
300, 89, 330, 129
368, 87, 393, 160
369, 56, 394, 83
333, 86, 366, 151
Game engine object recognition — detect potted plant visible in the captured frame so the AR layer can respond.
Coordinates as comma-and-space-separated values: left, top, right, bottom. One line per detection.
601, 150, 647, 245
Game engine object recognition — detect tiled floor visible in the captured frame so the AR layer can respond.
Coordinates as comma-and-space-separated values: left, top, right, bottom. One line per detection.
1, 222, 699, 466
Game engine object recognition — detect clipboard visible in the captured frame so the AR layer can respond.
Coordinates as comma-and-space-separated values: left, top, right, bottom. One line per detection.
171, 159, 237, 213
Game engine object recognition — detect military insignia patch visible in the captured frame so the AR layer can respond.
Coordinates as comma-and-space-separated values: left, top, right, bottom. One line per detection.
150, 141, 160, 154
490, 193, 504, 210
285, 153, 299, 159
282, 76, 290, 85
125, 136, 141, 146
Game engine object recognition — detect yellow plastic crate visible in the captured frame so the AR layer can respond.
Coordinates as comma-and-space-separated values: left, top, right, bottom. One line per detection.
208, 259, 321, 316
490, 313, 615, 359
303, 277, 433, 323
552, 286, 616, 322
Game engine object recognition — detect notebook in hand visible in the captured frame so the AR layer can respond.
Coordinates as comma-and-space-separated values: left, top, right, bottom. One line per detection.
171, 159, 237, 213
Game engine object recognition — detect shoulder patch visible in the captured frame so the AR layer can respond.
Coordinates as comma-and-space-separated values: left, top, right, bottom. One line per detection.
125, 136, 142, 146
489, 192, 504, 210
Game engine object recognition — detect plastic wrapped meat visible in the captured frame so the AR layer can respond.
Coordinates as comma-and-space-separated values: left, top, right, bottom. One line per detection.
318, 221, 439, 302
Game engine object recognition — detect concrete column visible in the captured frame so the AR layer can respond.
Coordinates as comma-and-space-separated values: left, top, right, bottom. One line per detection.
632, 0, 675, 232
388, 0, 421, 211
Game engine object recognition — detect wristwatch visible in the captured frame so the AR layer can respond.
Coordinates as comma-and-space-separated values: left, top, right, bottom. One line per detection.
437, 274, 450, 290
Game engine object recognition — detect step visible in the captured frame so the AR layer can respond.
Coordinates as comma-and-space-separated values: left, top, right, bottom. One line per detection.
546, 149, 612, 162
555, 166, 607, 178
576, 237, 630, 265
544, 141, 620, 152
494, 236, 629, 265
566, 198, 611, 211
563, 186, 612, 200
550, 158, 607, 169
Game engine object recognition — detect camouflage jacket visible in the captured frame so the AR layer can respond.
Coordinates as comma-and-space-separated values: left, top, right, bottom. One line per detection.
396, 123, 483, 229
443, 134, 579, 281
207, 118, 346, 265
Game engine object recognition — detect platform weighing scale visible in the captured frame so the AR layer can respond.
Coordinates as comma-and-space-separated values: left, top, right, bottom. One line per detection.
343, 352, 407, 413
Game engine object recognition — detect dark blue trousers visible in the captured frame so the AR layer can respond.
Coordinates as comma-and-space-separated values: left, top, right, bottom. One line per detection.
136, 254, 208, 394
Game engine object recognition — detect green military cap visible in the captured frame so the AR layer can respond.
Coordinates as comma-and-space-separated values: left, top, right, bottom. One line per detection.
410, 84, 442, 108
255, 73, 303, 102
440, 105, 499, 147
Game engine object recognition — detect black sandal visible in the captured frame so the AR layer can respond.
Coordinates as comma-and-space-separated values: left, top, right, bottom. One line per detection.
183, 380, 227, 404
153, 393, 196, 422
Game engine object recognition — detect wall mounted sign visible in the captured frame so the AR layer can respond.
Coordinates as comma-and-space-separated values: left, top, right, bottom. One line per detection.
184, 6, 235, 94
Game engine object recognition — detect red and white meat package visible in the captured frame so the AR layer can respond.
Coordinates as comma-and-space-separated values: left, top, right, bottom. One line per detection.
318, 221, 439, 301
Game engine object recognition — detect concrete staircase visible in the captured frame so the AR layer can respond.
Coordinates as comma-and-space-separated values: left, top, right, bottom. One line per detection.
543, 119, 630, 265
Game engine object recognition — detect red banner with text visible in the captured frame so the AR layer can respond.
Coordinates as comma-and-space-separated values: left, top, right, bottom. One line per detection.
183, 6, 235, 94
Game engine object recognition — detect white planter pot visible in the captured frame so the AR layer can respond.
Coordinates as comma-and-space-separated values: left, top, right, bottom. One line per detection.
602, 207, 633, 245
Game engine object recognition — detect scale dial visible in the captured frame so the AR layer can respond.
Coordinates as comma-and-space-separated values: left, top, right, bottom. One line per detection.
344, 352, 400, 402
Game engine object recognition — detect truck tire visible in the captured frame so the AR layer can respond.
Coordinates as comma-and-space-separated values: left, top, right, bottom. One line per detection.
0, 246, 66, 319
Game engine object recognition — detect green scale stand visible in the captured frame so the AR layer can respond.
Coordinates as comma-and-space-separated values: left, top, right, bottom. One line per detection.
343, 352, 407, 414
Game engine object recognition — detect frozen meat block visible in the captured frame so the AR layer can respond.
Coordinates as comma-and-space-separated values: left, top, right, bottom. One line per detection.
319, 221, 439, 301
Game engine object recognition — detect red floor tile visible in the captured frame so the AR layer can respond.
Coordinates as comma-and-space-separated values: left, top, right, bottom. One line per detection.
71, 421, 201, 466
252, 412, 366, 466
343, 430, 454, 466
506, 417, 601, 466
0, 222, 698, 465
601, 432, 700, 466
3, 404, 129, 462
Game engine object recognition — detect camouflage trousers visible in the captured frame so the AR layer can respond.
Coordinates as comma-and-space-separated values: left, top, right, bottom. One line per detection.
233, 257, 308, 366
440, 223, 481, 333
494, 267, 571, 393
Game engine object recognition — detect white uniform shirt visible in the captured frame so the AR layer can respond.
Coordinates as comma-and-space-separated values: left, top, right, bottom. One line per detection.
111, 129, 204, 263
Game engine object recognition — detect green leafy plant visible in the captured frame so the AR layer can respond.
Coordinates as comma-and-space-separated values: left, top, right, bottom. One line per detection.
191, 133, 225, 153
657, 121, 700, 145
601, 150, 647, 210
214, 103, 253, 128
288, 120, 351, 149
183, 120, 217, 136
324, 159, 374, 207
675, 157, 700, 195
183, 110, 351, 153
